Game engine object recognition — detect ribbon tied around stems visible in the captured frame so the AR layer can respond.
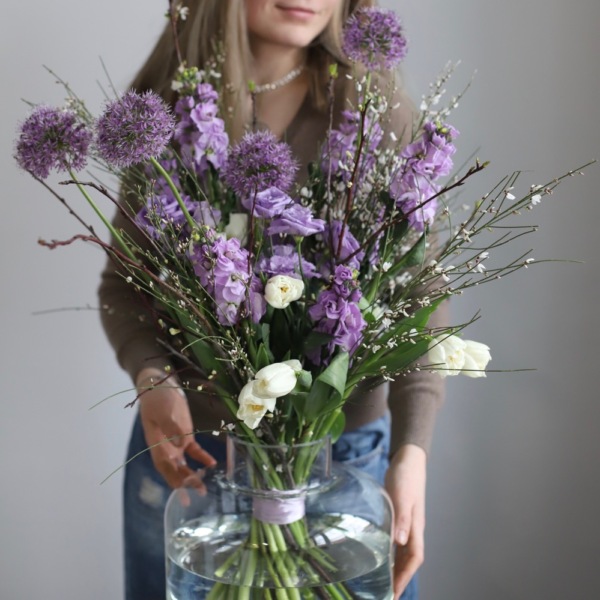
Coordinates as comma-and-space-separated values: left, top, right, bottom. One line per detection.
252, 490, 307, 525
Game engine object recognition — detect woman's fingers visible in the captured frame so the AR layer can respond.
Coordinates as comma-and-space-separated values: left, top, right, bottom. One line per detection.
185, 440, 217, 468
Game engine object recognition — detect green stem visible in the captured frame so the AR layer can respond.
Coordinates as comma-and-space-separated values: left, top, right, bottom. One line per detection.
69, 170, 136, 262
150, 157, 197, 231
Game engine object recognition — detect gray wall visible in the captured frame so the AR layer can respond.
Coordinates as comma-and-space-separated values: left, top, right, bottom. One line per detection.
1, 1, 598, 598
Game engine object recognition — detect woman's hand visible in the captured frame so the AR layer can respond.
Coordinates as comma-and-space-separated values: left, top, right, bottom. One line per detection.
136, 368, 217, 489
384, 443, 427, 598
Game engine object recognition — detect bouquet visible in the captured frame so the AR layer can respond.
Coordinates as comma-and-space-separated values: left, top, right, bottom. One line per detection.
13, 5, 591, 599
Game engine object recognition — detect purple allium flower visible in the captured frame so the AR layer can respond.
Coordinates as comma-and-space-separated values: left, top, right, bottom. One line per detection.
401, 121, 459, 180
96, 90, 175, 168
390, 171, 439, 231
342, 8, 408, 70
241, 186, 292, 219
14, 106, 92, 179
325, 220, 365, 271
307, 265, 366, 365
223, 130, 298, 198
267, 203, 326, 237
257, 244, 319, 279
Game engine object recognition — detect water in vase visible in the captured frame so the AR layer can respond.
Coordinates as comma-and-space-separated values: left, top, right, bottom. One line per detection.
166, 513, 394, 599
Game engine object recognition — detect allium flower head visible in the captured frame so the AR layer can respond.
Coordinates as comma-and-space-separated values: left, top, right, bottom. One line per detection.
343, 8, 408, 70
223, 130, 298, 198
96, 90, 175, 168
15, 106, 92, 179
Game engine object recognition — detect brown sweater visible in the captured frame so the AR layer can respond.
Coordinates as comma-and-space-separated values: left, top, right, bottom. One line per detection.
98, 81, 446, 456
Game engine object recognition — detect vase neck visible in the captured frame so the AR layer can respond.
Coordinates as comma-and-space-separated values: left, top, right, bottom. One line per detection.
225, 435, 332, 492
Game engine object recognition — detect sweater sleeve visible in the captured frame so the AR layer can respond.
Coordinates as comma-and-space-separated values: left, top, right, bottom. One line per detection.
387, 299, 449, 456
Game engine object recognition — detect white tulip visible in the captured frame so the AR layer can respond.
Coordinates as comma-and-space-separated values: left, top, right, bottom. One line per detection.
428, 334, 491, 378
264, 275, 304, 309
283, 359, 303, 373
461, 340, 491, 377
428, 334, 466, 377
236, 381, 276, 429
253, 363, 298, 399
225, 213, 249, 244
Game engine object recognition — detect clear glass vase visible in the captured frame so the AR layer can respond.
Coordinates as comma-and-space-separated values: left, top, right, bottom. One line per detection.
164, 436, 394, 599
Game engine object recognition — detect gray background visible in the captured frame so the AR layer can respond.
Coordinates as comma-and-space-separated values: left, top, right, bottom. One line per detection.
1, 0, 598, 598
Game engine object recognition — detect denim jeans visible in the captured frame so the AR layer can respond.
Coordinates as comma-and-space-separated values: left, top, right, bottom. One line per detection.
123, 411, 418, 600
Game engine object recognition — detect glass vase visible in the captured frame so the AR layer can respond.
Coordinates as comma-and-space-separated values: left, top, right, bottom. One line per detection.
164, 435, 394, 599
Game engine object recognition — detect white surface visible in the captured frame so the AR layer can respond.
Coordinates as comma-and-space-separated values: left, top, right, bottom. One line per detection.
1, 1, 599, 599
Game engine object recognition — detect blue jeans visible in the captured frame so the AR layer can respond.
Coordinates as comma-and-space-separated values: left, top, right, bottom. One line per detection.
123, 412, 418, 599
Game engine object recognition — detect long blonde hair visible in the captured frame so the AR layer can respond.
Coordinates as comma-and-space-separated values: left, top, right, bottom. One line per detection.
131, 0, 375, 140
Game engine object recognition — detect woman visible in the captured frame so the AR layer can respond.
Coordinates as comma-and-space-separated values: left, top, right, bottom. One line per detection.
98, 1, 446, 598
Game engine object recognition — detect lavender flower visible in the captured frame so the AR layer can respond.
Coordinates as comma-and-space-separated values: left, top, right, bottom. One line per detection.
267, 203, 326, 237
14, 106, 92, 179
325, 220, 365, 271
401, 121, 459, 179
241, 186, 292, 219
175, 82, 229, 176
223, 130, 298, 198
343, 8, 408, 70
390, 171, 439, 231
96, 90, 175, 168
321, 110, 383, 183
189, 235, 251, 326
308, 265, 366, 365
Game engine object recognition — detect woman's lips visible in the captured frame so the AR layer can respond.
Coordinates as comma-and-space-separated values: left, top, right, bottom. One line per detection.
276, 5, 317, 20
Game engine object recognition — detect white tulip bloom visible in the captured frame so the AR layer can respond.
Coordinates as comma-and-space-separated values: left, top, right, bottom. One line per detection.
225, 213, 249, 244
236, 381, 277, 429
282, 359, 303, 373
428, 335, 491, 378
461, 340, 491, 377
264, 275, 304, 309
253, 362, 298, 399
428, 334, 466, 377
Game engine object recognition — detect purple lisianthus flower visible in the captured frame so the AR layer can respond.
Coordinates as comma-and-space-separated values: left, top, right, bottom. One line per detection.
96, 90, 175, 168
390, 171, 439, 231
193, 201, 221, 229
135, 191, 196, 240
247, 275, 267, 324
325, 220, 365, 270
223, 130, 298, 198
257, 245, 319, 279
342, 8, 408, 70
14, 106, 92, 179
267, 203, 326, 237
401, 121, 459, 180
241, 186, 292, 219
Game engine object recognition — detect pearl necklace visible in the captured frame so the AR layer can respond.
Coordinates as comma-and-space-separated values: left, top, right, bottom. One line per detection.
252, 65, 305, 94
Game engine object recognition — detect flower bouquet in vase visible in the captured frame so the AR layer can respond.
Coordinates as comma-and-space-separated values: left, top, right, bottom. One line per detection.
13, 4, 592, 599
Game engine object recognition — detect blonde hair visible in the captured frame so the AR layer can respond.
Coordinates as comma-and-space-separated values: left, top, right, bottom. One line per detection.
131, 0, 375, 140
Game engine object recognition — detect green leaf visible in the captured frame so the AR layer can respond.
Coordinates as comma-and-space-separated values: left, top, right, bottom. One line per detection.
304, 352, 349, 421
327, 411, 346, 443
255, 343, 272, 371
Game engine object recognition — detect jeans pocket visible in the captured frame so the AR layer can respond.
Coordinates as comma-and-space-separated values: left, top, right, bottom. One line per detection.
333, 413, 391, 484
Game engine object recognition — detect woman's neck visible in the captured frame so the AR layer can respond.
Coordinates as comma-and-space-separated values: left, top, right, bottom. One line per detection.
249, 41, 307, 88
